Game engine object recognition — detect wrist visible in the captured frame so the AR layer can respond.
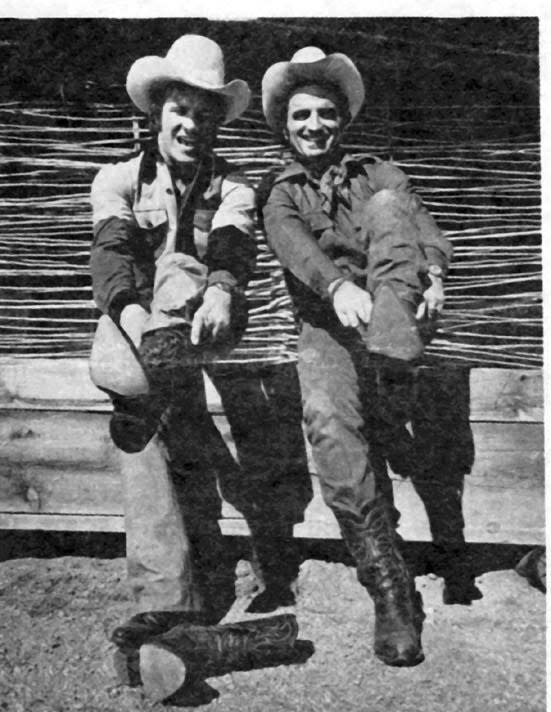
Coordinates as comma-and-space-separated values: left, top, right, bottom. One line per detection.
328, 277, 348, 300
427, 264, 444, 280
208, 281, 233, 295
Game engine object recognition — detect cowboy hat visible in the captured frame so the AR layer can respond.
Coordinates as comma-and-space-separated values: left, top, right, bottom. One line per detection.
126, 34, 251, 124
89, 314, 150, 398
262, 46, 365, 132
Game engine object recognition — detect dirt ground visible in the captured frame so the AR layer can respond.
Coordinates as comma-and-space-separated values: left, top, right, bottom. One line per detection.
0, 535, 545, 712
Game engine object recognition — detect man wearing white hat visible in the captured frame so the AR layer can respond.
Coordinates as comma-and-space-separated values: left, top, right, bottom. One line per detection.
260, 47, 456, 668
89, 35, 308, 645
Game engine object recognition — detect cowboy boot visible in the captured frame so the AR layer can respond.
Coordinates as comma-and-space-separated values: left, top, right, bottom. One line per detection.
245, 516, 299, 613
109, 393, 166, 453
515, 547, 546, 593
363, 283, 425, 364
111, 610, 210, 654
336, 498, 425, 667
413, 481, 482, 605
139, 614, 312, 702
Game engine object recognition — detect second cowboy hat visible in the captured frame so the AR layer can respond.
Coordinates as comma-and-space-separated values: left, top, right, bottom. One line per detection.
262, 46, 365, 132
126, 34, 251, 124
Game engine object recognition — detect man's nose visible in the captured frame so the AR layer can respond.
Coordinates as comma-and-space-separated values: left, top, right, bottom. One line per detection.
305, 111, 322, 131
180, 115, 198, 133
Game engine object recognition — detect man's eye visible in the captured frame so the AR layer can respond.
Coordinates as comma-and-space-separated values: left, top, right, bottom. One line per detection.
319, 109, 338, 120
292, 110, 310, 121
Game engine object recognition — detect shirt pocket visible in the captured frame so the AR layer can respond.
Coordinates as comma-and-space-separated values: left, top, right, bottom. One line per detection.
132, 208, 169, 256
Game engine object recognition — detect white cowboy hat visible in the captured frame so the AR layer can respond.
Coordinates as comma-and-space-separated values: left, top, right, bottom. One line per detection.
126, 34, 251, 124
262, 46, 365, 132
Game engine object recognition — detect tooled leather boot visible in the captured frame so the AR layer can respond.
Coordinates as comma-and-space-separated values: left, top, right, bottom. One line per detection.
111, 610, 210, 654
139, 614, 312, 702
336, 498, 425, 667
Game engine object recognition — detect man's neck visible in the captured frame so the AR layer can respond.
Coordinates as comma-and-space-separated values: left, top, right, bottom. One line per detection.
297, 149, 344, 180
157, 140, 209, 183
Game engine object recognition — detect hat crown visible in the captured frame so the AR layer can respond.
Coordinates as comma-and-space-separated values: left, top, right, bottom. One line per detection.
290, 46, 327, 64
166, 34, 226, 88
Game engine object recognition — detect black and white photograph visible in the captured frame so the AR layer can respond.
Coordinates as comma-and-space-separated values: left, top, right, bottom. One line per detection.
0, 7, 545, 711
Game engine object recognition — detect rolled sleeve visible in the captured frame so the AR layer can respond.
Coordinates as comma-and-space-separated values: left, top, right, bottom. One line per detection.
211, 173, 255, 237
206, 172, 257, 289
263, 181, 344, 298
90, 162, 140, 318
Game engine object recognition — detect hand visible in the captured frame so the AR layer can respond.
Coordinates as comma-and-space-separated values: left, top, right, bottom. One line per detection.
191, 286, 232, 346
119, 303, 149, 347
331, 280, 373, 328
416, 274, 445, 320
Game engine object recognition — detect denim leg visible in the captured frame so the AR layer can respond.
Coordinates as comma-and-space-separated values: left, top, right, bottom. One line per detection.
297, 322, 392, 519
122, 433, 203, 614
122, 367, 233, 616
208, 364, 311, 592
209, 363, 311, 526
362, 189, 428, 308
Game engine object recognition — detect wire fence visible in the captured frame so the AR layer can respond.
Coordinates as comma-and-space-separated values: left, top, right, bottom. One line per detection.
0, 99, 541, 368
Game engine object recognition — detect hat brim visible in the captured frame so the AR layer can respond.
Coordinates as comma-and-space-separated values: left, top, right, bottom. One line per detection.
89, 315, 150, 398
262, 53, 365, 132
127, 56, 250, 124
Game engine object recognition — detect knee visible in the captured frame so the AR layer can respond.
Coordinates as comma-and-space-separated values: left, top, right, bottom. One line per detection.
303, 390, 339, 435
367, 188, 413, 212
302, 389, 362, 446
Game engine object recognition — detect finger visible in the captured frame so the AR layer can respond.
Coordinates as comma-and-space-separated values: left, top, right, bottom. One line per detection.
211, 319, 227, 340
337, 309, 350, 328
348, 310, 359, 328
190, 310, 205, 345
358, 300, 371, 324
416, 301, 426, 320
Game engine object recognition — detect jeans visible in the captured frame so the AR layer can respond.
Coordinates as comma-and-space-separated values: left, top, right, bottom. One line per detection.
122, 362, 310, 615
297, 188, 433, 522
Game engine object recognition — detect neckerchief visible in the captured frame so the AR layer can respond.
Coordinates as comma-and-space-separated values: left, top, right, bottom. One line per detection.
318, 160, 351, 217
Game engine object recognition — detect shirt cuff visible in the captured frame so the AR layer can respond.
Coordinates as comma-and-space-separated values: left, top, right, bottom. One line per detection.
107, 289, 140, 324
207, 270, 239, 292
425, 249, 449, 279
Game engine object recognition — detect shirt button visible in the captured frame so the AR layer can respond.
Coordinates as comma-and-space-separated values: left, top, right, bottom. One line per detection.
166, 188, 173, 194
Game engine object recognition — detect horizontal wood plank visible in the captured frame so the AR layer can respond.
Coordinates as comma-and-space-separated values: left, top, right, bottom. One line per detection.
469, 368, 543, 422
0, 358, 543, 423
0, 359, 544, 545
0, 513, 125, 532
1, 473, 543, 545
0, 467, 123, 516
0, 411, 118, 469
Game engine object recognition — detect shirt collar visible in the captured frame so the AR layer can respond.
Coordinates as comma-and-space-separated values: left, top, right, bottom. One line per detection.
272, 152, 362, 186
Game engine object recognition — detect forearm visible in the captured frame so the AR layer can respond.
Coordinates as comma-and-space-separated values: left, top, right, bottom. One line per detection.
90, 217, 140, 322
205, 225, 257, 291
263, 204, 343, 298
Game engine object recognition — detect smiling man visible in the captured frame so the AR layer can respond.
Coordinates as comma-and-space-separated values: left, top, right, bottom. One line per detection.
89, 36, 308, 651
260, 47, 455, 668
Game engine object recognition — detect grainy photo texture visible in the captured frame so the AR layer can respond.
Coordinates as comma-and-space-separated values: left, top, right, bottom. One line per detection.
0, 16, 544, 712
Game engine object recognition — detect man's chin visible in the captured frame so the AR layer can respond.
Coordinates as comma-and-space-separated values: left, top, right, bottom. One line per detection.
296, 142, 335, 160
171, 148, 201, 165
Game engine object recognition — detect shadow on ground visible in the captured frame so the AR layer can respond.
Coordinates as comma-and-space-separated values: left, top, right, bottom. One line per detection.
0, 530, 536, 582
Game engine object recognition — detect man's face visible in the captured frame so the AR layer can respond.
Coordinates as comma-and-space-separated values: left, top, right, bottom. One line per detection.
285, 85, 345, 161
157, 85, 224, 167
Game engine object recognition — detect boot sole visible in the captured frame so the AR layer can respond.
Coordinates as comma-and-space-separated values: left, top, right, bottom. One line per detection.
140, 643, 188, 702
376, 648, 425, 667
